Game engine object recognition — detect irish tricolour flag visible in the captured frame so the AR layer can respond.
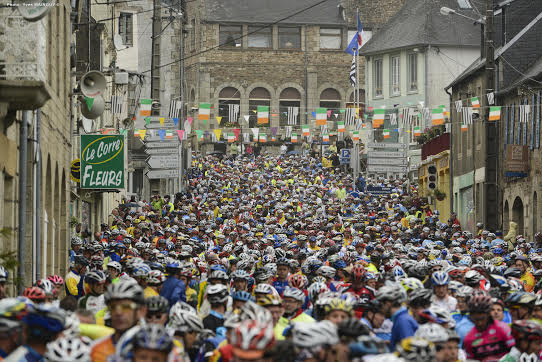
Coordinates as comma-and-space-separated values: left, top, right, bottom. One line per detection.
489, 106, 501, 121
383, 129, 390, 139
373, 107, 385, 128
257, 106, 269, 124
198, 103, 211, 121
352, 130, 360, 141
471, 97, 480, 108
432, 108, 444, 125
461, 124, 468, 132
337, 121, 345, 133
166, 130, 173, 139
140, 99, 152, 117
316, 108, 327, 126
291, 133, 298, 143
413, 126, 421, 137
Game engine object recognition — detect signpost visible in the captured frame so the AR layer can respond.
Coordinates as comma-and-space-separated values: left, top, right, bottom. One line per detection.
340, 148, 351, 165
367, 151, 406, 158
146, 141, 180, 148
367, 158, 407, 166
80, 135, 125, 189
144, 147, 178, 155
146, 169, 179, 179
366, 165, 407, 173
367, 142, 407, 149
366, 186, 394, 194
146, 155, 179, 169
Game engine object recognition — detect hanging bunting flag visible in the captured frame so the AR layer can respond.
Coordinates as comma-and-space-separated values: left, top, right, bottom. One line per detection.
176, 130, 185, 140
285, 126, 293, 138
257, 106, 269, 124
334, 113, 338, 118
259, 133, 267, 143
287, 107, 299, 125
187, 117, 193, 125
228, 132, 236, 143
373, 107, 385, 128
345, 108, 356, 126
157, 129, 166, 141
455, 100, 463, 113
340, 109, 346, 114
302, 124, 310, 137
243, 115, 250, 123
159, 117, 165, 126
243, 133, 250, 143
389, 113, 397, 125
232, 128, 241, 140
168, 99, 180, 119
337, 121, 345, 133
111, 95, 123, 114
134, 129, 140, 137
228, 104, 240, 123
322, 133, 329, 143
413, 126, 421, 137
138, 129, 147, 140
173, 118, 179, 126
291, 133, 298, 143
326, 109, 332, 118
488, 106, 502, 122
432, 108, 444, 125
251, 128, 259, 140
383, 129, 390, 139
213, 129, 222, 141
140, 98, 152, 117
216, 116, 222, 125
520, 105, 531, 123
198, 103, 211, 120
270, 127, 278, 136
352, 130, 360, 141
461, 124, 468, 132
315, 108, 327, 126
145, 117, 151, 126
487, 92, 495, 105
471, 97, 480, 108
195, 129, 204, 141
362, 123, 367, 130
462, 107, 473, 124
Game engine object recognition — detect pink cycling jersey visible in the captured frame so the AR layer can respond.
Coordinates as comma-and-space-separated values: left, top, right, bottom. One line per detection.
464, 319, 515, 361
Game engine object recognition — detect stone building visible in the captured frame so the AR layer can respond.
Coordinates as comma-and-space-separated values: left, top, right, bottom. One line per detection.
182, 0, 405, 152
0, 0, 73, 289
446, 0, 542, 236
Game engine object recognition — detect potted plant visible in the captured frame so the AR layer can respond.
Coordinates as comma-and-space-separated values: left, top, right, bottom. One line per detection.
434, 189, 446, 201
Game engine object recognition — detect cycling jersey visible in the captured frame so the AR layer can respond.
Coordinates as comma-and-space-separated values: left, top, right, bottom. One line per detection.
272, 279, 288, 296
65, 270, 85, 299
464, 319, 515, 361
90, 335, 116, 362
78, 294, 105, 315
5, 345, 42, 362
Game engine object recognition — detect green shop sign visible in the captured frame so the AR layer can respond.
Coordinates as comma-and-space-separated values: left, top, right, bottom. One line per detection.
80, 135, 125, 189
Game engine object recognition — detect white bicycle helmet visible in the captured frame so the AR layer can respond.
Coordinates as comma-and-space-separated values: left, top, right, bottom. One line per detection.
429, 305, 456, 329
104, 280, 144, 305
106, 261, 122, 272
317, 266, 336, 279
254, 283, 274, 295
45, 337, 91, 362
375, 284, 407, 304
147, 270, 165, 285
415, 323, 448, 343
169, 310, 204, 333
206, 284, 229, 304
282, 287, 305, 302
292, 320, 339, 348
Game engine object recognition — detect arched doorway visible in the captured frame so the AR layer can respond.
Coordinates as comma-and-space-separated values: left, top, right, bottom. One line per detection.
218, 87, 240, 127
279, 88, 301, 126
512, 196, 524, 235
248, 87, 271, 128
533, 192, 538, 236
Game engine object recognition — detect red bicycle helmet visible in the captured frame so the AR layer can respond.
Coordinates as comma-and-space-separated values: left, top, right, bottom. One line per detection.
47, 275, 64, 286
511, 320, 542, 341
468, 293, 492, 313
351, 264, 367, 282
288, 274, 308, 289
23, 287, 46, 302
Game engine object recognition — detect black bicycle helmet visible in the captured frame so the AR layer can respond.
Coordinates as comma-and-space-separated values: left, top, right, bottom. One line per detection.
145, 296, 169, 314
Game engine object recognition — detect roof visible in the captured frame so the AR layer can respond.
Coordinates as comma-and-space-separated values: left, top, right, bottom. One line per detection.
203, 0, 346, 26
360, 0, 480, 55
499, 54, 542, 94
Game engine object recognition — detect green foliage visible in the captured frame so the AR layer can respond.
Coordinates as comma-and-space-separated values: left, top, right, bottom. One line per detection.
0, 228, 21, 287
70, 216, 79, 228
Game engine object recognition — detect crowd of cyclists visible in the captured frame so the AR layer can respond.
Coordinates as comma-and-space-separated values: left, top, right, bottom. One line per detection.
1, 153, 542, 361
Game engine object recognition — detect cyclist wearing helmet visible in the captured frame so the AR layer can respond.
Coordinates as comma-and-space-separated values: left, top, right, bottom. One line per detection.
273, 258, 290, 296
414, 323, 449, 362
499, 320, 542, 362
203, 284, 229, 333
65, 255, 89, 299
463, 293, 515, 361
168, 303, 204, 360
78, 270, 106, 315
322, 297, 353, 326
90, 280, 146, 362
257, 294, 286, 340
360, 299, 387, 340
145, 296, 169, 325
505, 291, 536, 322
430, 271, 457, 312
131, 324, 176, 362
0, 298, 28, 358
343, 264, 374, 319
160, 263, 186, 308
275, 287, 314, 339
407, 288, 433, 324
376, 284, 417, 350
515, 256, 535, 292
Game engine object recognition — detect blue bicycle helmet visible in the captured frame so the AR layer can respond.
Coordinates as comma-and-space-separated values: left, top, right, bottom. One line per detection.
431, 271, 450, 286
231, 291, 255, 302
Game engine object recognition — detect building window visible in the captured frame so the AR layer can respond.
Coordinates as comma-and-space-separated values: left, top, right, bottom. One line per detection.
374, 59, 383, 97
218, 87, 241, 127
219, 25, 242, 48
320, 28, 341, 49
279, 27, 301, 49
119, 13, 133, 46
320, 88, 341, 110
279, 88, 301, 126
408, 53, 418, 92
190, 19, 196, 50
391, 56, 400, 96
248, 26, 272, 48
249, 87, 271, 128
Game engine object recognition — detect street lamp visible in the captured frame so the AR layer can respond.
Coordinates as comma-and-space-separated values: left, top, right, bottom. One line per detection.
440, 6, 486, 24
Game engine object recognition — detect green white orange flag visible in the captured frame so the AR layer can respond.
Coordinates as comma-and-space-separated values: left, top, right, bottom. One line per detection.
337, 121, 345, 133
352, 130, 360, 141
259, 133, 267, 143
257, 106, 269, 124
195, 129, 204, 141
471, 97, 480, 108
140, 99, 152, 117
373, 107, 385, 128
291, 133, 298, 143
432, 108, 444, 125
228, 132, 235, 143
461, 124, 468, 132
315, 108, 327, 126
198, 103, 211, 121
166, 130, 173, 139
302, 125, 310, 137
322, 133, 329, 142
383, 129, 390, 139
413, 126, 421, 137
489, 106, 501, 121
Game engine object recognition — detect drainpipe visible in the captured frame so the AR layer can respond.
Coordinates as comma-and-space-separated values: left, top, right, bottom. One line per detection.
18, 111, 29, 293
35, 109, 42, 281
446, 88, 453, 216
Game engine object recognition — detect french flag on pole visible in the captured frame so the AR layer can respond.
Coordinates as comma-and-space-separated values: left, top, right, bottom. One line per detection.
345, 11, 363, 55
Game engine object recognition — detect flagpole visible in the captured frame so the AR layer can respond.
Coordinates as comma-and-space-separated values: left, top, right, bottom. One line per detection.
354, 9, 360, 190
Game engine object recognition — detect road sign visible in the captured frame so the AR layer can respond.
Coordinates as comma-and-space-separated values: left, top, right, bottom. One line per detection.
144, 147, 178, 155
146, 155, 179, 169
367, 165, 407, 173
367, 151, 406, 158
367, 158, 407, 166
340, 148, 351, 164
366, 186, 394, 194
145, 141, 179, 148
145, 133, 177, 142
80, 135, 125, 189
146, 169, 179, 179
367, 142, 407, 149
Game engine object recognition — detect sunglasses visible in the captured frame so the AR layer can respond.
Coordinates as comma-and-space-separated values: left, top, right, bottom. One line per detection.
109, 302, 138, 312
147, 312, 165, 319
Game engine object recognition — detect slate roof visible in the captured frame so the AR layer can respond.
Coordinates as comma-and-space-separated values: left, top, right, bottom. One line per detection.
360, 0, 480, 55
203, 0, 346, 26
